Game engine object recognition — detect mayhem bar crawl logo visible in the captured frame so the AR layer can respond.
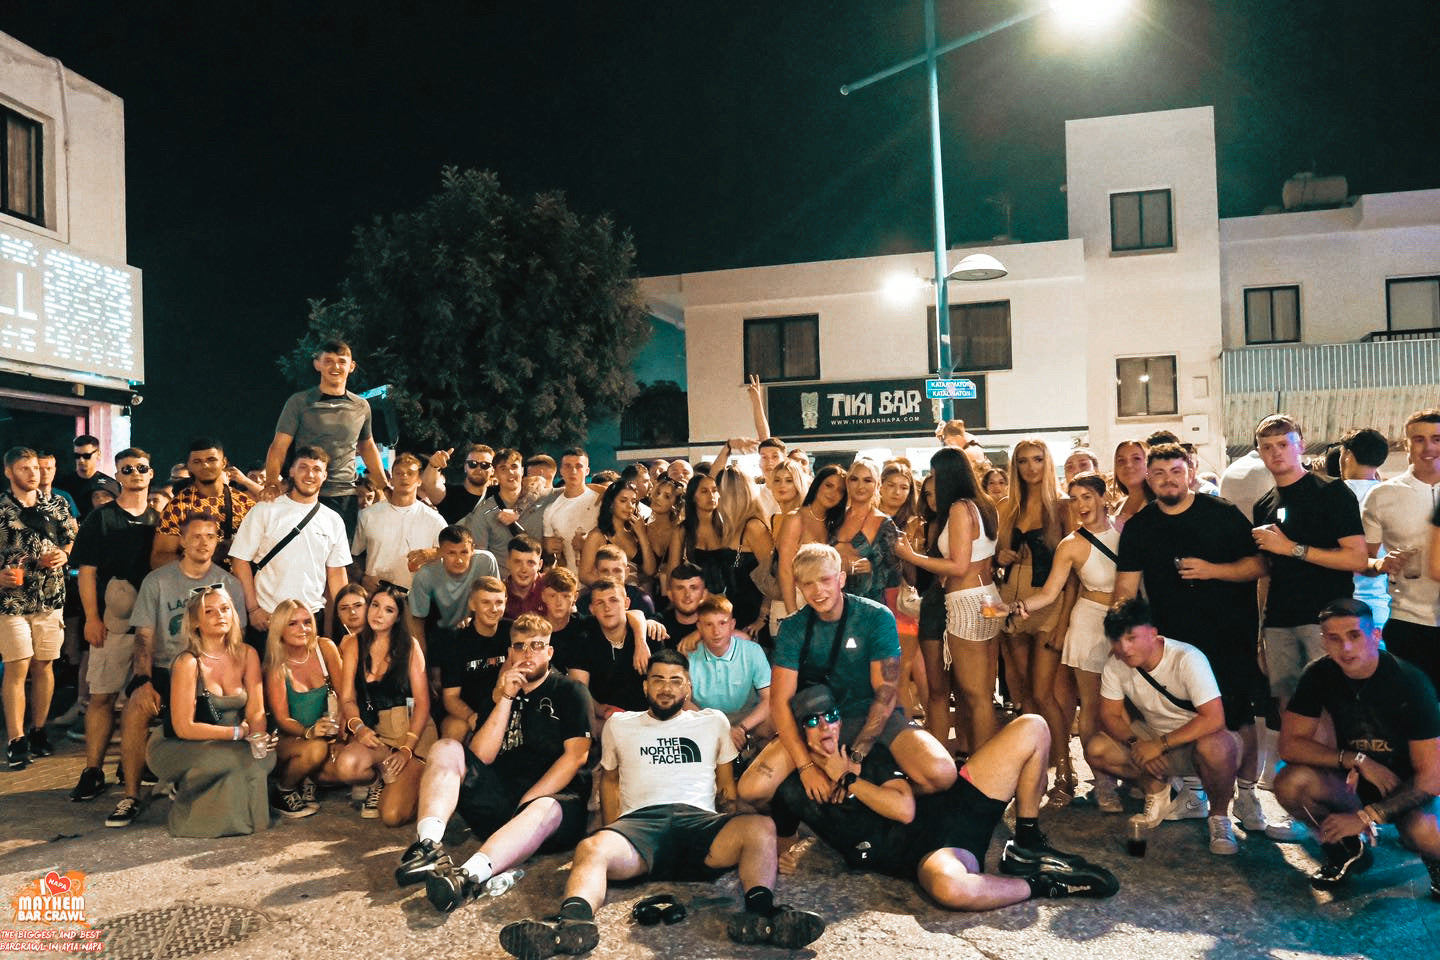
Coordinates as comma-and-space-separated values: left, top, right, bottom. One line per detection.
6, 870, 105, 951
639, 737, 701, 764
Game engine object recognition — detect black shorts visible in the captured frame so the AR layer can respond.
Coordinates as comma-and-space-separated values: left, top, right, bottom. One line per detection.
599, 803, 734, 882
839, 708, 918, 750
856, 773, 1007, 879
455, 747, 588, 853
917, 583, 946, 644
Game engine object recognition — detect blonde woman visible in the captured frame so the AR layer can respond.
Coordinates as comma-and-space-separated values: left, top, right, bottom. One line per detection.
715, 466, 775, 637
337, 585, 436, 826
263, 599, 352, 818
644, 475, 684, 582
994, 439, 1073, 804
146, 585, 275, 837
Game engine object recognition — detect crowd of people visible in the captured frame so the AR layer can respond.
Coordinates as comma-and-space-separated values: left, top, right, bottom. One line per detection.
2, 339, 1438, 958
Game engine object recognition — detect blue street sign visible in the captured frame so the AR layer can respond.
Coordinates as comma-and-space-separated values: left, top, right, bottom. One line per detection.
926, 378, 977, 400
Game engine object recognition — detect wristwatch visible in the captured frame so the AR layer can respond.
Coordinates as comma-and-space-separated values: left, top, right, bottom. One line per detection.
1290, 543, 1309, 560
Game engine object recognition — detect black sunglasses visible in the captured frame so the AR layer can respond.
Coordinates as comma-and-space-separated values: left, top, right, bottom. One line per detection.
74, 450, 98, 460
119, 464, 152, 476
188, 582, 225, 597
465, 460, 493, 470
801, 708, 840, 729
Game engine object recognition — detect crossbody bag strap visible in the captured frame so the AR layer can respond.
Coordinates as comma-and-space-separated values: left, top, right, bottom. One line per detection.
1136, 667, 1197, 713
252, 502, 322, 573
800, 596, 851, 681
1077, 526, 1119, 565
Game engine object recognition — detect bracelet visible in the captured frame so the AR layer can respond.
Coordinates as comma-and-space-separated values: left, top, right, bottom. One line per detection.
1160, 734, 1172, 754
232, 725, 242, 741
346, 717, 363, 734
798, 761, 815, 773
1337, 749, 1347, 770
398, 746, 413, 758
303, 724, 313, 740
403, 731, 419, 742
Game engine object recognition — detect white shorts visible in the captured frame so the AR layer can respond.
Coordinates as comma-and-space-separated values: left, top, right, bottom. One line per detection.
945, 584, 1004, 642
1062, 597, 1111, 674
0, 609, 64, 663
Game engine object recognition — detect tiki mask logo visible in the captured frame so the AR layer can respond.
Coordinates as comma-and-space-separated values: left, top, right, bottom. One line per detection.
800, 392, 819, 430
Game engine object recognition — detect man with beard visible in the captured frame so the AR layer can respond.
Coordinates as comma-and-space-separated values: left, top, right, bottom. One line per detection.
230, 446, 351, 646
149, 438, 255, 570
498, 648, 826, 958
1115, 443, 1267, 826
395, 614, 594, 912
767, 686, 1117, 908
421, 443, 496, 525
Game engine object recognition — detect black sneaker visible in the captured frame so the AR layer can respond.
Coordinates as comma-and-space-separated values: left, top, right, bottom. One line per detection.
425, 861, 483, 912
499, 916, 600, 959
395, 839, 445, 887
1025, 859, 1121, 899
999, 835, 1093, 876
27, 727, 52, 758
70, 767, 107, 802
272, 785, 316, 819
105, 796, 140, 828
1311, 836, 1373, 888
725, 905, 826, 949
6, 736, 28, 770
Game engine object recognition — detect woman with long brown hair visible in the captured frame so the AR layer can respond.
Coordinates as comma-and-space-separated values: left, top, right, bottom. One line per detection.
994, 438, 1073, 804
879, 460, 927, 720
1111, 439, 1153, 532
775, 464, 846, 616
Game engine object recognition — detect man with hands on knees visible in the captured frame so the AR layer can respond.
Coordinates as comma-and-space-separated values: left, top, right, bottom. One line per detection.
396, 614, 594, 913
1275, 598, 1440, 894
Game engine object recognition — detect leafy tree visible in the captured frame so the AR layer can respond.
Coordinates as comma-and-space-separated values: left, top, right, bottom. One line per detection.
282, 167, 651, 453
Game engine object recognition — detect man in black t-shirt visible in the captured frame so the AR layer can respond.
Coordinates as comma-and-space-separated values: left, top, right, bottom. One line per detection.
421, 443, 495, 525
770, 686, 1117, 908
1250, 416, 1368, 708
397, 614, 594, 912
437, 577, 512, 741
1276, 598, 1440, 895
654, 563, 707, 649
1117, 443, 1268, 821
568, 579, 658, 729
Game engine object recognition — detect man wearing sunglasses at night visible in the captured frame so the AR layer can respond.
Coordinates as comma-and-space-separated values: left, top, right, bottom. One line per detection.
421, 443, 496, 525
67, 448, 160, 799
56, 434, 113, 522
767, 685, 1118, 909
397, 614, 593, 912
498, 647, 825, 958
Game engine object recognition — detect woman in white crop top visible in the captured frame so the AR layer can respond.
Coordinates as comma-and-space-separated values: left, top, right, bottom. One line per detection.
896, 448, 1007, 752
1007, 472, 1124, 811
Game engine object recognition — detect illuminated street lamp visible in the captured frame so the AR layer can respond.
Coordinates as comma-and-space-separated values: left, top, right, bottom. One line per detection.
843, 0, 1126, 390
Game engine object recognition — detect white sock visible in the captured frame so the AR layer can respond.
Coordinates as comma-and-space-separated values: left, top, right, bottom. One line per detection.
416, 817, 445, 844
461, 851, 494, 884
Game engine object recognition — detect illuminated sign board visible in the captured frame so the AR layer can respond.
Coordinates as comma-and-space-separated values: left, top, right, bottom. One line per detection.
767, 376, 987, 440
0, 228, 144, 387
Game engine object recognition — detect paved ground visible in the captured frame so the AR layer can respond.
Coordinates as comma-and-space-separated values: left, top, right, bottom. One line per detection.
2, 722, 1438, 960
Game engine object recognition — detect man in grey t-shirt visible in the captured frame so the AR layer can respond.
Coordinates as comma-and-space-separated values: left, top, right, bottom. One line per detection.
262, 338, 389, 539
103, 513, 246, 828
408, 526, 499, 651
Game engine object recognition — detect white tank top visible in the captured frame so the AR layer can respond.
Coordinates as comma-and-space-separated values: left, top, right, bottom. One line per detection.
938, 501, 997, 562
1076, 526, 1121, 593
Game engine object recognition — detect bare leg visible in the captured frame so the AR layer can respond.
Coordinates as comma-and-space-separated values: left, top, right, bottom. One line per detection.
416, 739, 464, 823
118, 693, 159, 796
479, 798, 568, 873
704, 814, 778, 892
27, 659, 55, 732
564, 830, 648, 910
738, 738, 797, 807
889, 727, 958, 794
964, 713, 1049, 818
3, 656, 31, 741
1000, 631, 1031, 713
1026, 637, 1069, 778
919, 640, 952, 747
274, 737, 330, 790
83, 692, 117, 767
951, 635, 998, 750
918, 848, 1031, 911
1194, 730, 1240, 816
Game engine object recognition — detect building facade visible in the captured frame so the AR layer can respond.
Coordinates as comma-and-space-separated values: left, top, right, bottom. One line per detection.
1, 31, 143, 461
634, 106, 1438, 474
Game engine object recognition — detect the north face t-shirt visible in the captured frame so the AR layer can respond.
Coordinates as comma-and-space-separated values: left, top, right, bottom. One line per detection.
600, 708, 736, 816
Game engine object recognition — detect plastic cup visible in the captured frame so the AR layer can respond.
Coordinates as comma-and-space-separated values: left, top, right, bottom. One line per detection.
1126, 818, 1148, 857
247, 733, 269, 759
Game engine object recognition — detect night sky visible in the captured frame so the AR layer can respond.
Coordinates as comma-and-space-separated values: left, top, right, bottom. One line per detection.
5, 0, 1437, 468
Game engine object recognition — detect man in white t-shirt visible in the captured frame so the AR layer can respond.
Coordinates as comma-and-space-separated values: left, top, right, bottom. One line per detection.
498, 649, 825, 959
1219, 449, 1273, 522
542, 448, 600, 573
351, 452, 446, 591
1087, 597, 1242, 857
230, 446, 351, 644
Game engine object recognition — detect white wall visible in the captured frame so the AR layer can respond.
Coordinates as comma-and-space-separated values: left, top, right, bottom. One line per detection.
1220, 190, 1440, 348
1065, 106, 1225, 469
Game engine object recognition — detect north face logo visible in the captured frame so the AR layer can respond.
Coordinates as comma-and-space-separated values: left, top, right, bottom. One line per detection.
639, 737, 702, 764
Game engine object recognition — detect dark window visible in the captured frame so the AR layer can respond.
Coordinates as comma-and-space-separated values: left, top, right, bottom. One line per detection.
926, 300, 1012, 372
1244, 286, 1300, 343
744, 314, 819, 383
1387, 277, 1440, 332
1116, 356, 1177, 418
1, 106, 43, 225
1110, 189, 1172, 252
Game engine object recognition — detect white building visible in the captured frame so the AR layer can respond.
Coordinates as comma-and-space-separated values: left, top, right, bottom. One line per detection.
0, 31, 143, 460
636, 105, 1439, 475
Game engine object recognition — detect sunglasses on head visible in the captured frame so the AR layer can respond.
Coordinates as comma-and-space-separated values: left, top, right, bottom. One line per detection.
801, 708, 840, 728
119, 464, 152, 476
188, 582, 225, 597
465, 460, 493, 470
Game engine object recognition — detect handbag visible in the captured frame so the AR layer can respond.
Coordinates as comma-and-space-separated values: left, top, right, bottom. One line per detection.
896, 583, 922, 619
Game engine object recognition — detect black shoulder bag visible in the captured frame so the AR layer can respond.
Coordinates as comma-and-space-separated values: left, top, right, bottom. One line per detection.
1135, 668, 1197, 713
796, 596, 851, 700
252, 502, 321, 573
1077, 526, 1119, 565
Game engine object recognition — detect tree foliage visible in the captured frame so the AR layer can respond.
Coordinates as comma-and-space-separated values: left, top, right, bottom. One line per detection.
282, 167, 651, 453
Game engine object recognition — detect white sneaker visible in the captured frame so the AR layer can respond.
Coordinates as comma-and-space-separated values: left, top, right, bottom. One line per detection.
1165, 784, 1209, 821
1094, 777, 1123, 814
1235, 783, 1302, 840
1134, 778, 1180, 829
1208, 815, 1238, 855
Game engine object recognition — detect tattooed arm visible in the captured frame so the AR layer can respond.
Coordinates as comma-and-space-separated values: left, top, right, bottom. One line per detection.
850, 655, 900, 758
